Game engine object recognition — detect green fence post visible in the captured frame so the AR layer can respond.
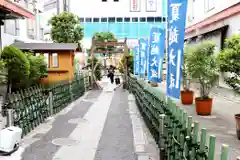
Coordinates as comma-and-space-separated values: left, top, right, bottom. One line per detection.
220, 144, 229, 160
208, 135, 216, 160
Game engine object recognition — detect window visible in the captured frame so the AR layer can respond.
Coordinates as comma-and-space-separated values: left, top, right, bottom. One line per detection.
101, 17, 107, 22
124, 17, 130, 22
80, 18, 84, 22
155, 17, 162, 22
108, 17, 115, 22
204, 0, 215, 12
52, 53, 59, 68
116, 17, 123, 22
132, 17, 138, 22
44, 53, 49, 68
147, 17, 154, 22
85, 18, 92, 22
140, 17, 146, 22
44, 1, 57, 11
162, 17, 166, 22
4, 20, 17, 36
93, 18, 100, 22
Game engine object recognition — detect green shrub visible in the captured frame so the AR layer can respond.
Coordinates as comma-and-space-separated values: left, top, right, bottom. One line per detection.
218, 34, 240, 93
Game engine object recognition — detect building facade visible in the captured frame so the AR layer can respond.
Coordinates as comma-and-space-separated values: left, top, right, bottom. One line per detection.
41, 0, 70, 41
71, 0, 166, 48
0, 0, 45, 49
185, 0, 240, 88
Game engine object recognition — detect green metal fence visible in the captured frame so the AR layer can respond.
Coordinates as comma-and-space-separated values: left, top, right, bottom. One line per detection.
128, 74, 230, 160
3, 75, 90, 136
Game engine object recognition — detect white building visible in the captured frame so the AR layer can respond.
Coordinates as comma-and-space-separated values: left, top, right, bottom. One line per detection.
41, 0, 70, 41
0, 0, 45, 48
185, 0, 240, 88
71, 0, 165, 48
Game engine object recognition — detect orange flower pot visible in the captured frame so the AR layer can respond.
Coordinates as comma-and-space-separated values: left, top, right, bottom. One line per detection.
195, 97, 213, 115
151, 82, 158, 87
235, 114, 240, 140
180, 90, 194, 105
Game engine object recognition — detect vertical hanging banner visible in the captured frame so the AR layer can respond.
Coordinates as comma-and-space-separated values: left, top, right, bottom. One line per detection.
166, 0, 188, 99
138, 38, 148, 77
133, 46, 140, 75
148, 27, 166, 82
130, 0, 141, 12
146, 0, 157, 12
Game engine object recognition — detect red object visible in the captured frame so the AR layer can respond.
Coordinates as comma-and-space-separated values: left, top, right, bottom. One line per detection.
0, 0, 35, 19
185, 2, 240, 34
180, 90, 194, 105
195, 98, 213, 115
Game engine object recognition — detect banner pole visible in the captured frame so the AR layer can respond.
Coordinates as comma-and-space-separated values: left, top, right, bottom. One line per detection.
165, 0, 169, 97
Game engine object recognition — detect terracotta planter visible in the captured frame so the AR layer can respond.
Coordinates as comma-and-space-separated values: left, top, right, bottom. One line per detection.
195, 97, 213, 115
180, 90, 194, 105
151, 82, 158, 87
235, 114, 240, 140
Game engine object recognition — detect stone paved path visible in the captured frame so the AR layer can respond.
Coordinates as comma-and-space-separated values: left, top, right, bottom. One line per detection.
1, 81, 158, 160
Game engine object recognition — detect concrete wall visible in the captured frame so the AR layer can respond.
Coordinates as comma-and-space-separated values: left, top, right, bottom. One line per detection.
71, 0, 164, 18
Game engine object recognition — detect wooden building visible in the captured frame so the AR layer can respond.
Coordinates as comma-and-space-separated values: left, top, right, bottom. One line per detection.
12, 42, 78, 84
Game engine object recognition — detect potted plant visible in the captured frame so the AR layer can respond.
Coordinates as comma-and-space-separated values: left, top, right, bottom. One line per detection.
181, 46, 194, 105
218, 34, 240, 139
187, 41, 219, 115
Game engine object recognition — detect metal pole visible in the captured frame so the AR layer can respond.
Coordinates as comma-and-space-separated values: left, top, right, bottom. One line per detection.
7, 109, 13, 127
49, 91, 53, 116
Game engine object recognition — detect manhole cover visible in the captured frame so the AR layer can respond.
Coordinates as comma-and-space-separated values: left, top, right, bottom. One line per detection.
52, 138, 80, 146
68, 118, 88, 124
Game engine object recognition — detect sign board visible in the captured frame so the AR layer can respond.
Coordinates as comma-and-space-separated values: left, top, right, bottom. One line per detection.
146, 0, 157, 12
130, 0, 141, 12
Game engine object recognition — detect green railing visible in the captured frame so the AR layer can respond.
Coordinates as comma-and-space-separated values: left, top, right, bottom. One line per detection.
3, 75, 90, 136
128, 74, 230, 160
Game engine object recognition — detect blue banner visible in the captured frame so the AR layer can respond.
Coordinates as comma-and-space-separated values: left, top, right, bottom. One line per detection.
138, 38, 148, 77
133, 46, 139, 75
166, 0, 187, 99
148, 27, 166, 82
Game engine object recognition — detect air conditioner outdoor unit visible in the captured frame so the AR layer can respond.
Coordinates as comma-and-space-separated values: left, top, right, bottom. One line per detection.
0, 126, 22, 155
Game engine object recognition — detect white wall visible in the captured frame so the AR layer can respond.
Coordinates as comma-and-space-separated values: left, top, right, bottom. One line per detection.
186, 0, 240, 27
71, 0, 164, 18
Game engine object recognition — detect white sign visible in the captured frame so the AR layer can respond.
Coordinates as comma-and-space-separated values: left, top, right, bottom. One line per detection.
146, 0, 157, 12
130, 0, 141, 12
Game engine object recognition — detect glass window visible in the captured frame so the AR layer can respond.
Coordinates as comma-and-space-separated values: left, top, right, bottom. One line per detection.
155, 17, 162, 22
80, 18, 84, 22
4, 20, 16, 35
162, 17, 166, 22
52, 53, 59, 68
101, 17, 107, 22
44, 1, 57, 11
124, 17, 130, 22
108, 17, 115, 23
132, 17, 138, 22
140, 17, 146, 22
147, 17, 154, 22
44, 53, 49, 68
93, 18, 100, 22
116, 17, 123, 22
85, 18, 92, 22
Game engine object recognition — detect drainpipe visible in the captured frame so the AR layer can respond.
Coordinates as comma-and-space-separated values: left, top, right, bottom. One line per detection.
57, 0, 60, 14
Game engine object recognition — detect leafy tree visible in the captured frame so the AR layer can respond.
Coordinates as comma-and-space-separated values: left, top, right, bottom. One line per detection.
117, 54, 133, 74
25, 53, 48, 87
0, 59, 7, 84
218, 34, 240, 93
87, 56, 103, 81
93, 32, 118, 52
48, 12, 84, 43
186, 41, 219, 99
1, 46, 30, 92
